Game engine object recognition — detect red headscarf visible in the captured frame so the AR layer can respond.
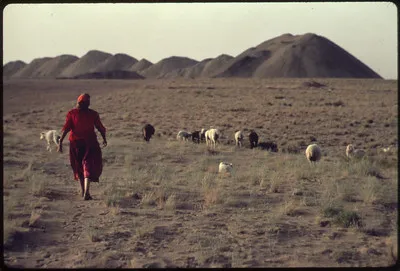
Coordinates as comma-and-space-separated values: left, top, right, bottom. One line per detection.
77, 93, 90, 103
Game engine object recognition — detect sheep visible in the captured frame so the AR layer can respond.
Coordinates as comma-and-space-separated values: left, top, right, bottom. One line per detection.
177, 130, 192, 141
249, 130, 259, 149
305, 144, 322, 164
191, 130, 201, 143
258, 141, 278, 152
142, 124, 155, 142
40, 130, 61, 152
200, 128, 207, 142
346, 144, 366, 160
205, 128, 221, 149
218, 162, 233, 174
234, 130, 244, 147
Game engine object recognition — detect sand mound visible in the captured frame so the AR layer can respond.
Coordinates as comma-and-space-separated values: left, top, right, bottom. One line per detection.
129, 58, 153, 72
91, 53, 138, 73
4, 33, 383, 80
159, 58, 213, 79
29, 54, 79, 78
140, 56, 199, 78
3, 61, 27, 79
58, 50, 112, 78
71, 70, 145, 80
201, 54, 234, 77
213, 33, 382, 78
161, 54, 234, 79
10, 58, 52, 79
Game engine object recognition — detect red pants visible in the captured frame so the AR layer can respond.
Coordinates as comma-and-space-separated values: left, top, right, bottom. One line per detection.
69, 139, 102, 182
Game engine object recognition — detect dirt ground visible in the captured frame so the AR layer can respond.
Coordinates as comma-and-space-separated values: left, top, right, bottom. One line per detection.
3, 78, 398, 268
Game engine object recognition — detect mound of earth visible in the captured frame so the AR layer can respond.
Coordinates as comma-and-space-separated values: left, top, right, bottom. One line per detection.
10, 57, 52, 79
159, 58, 213, 79
201, 54, 234, 77
213, 33, 382, 78
140, 56, 199, 78
160, 54, 234, 79
129, 58, 153, 73
3, 60, 27, 79
4, 33, 383, 80
29, 54, 79, 78
58, 50, 112, 78
91, 53, 138, 73
71, 70, 145, 80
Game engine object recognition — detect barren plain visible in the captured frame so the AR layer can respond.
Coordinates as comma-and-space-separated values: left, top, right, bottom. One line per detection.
3, 78, 398, 268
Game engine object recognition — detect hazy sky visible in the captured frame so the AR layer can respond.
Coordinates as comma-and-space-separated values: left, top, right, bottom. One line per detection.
3, 2, 398, 79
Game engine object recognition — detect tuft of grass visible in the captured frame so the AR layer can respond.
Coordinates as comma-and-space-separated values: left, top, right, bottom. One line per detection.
267, 171, 281, 193
347, 158, 383, 178
104, 184, 125, 207
360, 176, 381, 204
87, 227, 101, 242
334, 210, 362, 228
322, 206, 362, 228
280, 198, 301, 216
28, 210, 42, 227
155, 188, 167, 209
323, 206, 343, 218
140, 191, 156, 207
164, 194, 177, 211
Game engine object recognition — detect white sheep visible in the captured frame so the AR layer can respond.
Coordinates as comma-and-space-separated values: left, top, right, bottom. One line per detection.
40, 130, 61, 152
234, 130, 244, 147
346, 144, 366, 159
218, 162, 233, 174
176, 130, 192, 141
205, 128, 221, 149
305, 144, 322, 164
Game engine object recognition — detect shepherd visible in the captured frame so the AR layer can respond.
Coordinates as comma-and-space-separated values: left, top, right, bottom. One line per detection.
57, 93, 107, 200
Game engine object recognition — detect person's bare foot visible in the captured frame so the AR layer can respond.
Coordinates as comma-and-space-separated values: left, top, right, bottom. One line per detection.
84, 194, 93, 200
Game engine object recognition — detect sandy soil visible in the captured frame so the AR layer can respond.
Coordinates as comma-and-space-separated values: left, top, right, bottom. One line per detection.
3, 78, 398, 268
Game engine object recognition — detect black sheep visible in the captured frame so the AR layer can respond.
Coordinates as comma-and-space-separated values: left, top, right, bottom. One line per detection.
191, 130, 201, 143
249, 130, 259, 149
258, 141, 278, 152
142, 124, 155, 142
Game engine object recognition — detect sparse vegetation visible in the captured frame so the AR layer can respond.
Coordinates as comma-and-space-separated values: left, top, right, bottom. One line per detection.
3, 78, 397, 268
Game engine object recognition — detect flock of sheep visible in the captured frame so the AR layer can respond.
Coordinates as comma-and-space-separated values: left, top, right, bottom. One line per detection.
39, 122, 386, 176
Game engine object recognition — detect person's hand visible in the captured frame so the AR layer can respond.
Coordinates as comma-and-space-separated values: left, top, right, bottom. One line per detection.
57, 143, 63, 153
102, 140, 107, 148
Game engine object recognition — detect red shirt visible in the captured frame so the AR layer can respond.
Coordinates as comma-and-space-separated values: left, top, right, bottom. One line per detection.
62, 108, 106, 143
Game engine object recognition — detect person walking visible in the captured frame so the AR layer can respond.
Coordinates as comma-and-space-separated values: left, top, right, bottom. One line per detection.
58, 93, 107, 200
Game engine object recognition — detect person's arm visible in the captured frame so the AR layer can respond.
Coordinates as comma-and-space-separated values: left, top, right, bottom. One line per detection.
94, 113, 107, 147
58, 112, 73, 153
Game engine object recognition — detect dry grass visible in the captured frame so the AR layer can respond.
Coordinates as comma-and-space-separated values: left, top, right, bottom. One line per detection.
2, 78, 397, 268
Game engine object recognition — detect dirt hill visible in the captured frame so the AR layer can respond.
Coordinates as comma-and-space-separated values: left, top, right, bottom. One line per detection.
91, 53, 138, 73
159, 58, 213, 79
213, 33, 382, 78
139, 56, 199, 78
58, 50, 112, 78
3, 61, 27, 79
10, 58, 52, 79
4, 33, 383, 80
71, 70, 145, 80
129, 58, 153, 73
201, 54, 234, 77
28, 55, 79, 78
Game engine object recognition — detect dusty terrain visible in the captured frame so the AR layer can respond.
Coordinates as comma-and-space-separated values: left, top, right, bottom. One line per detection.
3, 78, 398, 268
